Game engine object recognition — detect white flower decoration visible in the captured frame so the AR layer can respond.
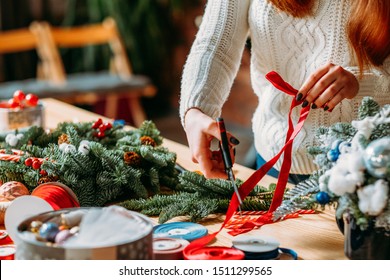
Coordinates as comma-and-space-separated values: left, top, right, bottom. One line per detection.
357, 180, 389, 216
5, 134, 19, 147
327, 151, 365, 196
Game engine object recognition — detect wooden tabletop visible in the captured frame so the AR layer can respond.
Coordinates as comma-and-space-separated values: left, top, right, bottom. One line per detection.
42, 98, 346, 260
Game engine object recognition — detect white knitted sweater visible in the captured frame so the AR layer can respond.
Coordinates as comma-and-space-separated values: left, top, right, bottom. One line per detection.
179, 0, 390, 174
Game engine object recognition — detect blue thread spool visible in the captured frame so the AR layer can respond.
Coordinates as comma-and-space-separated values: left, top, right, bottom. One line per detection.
153, 222, 208, 242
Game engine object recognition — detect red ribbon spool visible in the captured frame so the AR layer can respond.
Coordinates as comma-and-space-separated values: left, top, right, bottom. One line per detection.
184, 246, 245, 260
0, 244, 16, 260
31, 182, 80, 210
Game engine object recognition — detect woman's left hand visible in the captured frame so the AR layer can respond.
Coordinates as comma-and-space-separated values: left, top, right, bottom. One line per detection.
297, 62, 359, 111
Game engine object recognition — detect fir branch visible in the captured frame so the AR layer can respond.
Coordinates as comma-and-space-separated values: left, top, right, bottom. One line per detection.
358, 96, 381, 119
137, 120, 163, 146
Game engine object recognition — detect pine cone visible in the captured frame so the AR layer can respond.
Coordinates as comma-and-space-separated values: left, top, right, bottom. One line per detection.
124, 151, 142, 166
140, 136, 156, 147
38, 175, 59, 185
58, 134, 70, 145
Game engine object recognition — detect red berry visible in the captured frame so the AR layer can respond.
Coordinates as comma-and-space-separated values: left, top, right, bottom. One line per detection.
98, 124, 106, 132
104, 123, 112, 130
13, 90, 26, 102
24, 158, 33, 166
92, 118, 103, 129
97, 131, 105, 138
32, 159, 41, 170
40, 170, 48, 176
25, 93, 39, 107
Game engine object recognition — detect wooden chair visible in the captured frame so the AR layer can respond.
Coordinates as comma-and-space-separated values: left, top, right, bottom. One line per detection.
0, 26, 60, 101
30, 18, 156, 127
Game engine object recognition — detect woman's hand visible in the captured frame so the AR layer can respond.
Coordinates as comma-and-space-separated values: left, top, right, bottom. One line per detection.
184, 108, 239, 179
297, 63, 359, 111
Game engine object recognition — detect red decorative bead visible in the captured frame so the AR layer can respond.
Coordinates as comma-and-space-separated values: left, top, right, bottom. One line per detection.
39, 170, 48, 176
13, 90, 26, 102
32, 159, 41, 170
25, 93, 39, 107
24, 158, 33, 167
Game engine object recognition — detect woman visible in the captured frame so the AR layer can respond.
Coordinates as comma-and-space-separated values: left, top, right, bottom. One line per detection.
179, 0, 390, 183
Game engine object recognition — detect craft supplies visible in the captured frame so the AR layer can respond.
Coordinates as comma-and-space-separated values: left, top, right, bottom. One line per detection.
0, 245, 16, 260
0, 100, 44, 132
216, 117, 243, 208
232, 234, 298, 260
153, 237, 189, 260
153, 222, 208, 242
4, 182, 80, 244
15, 206, 154, 260
184, 246, 245, 260
31, 182, 80, 210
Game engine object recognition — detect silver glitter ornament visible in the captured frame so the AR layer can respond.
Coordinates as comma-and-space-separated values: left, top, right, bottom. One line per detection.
363, 137, 390, 178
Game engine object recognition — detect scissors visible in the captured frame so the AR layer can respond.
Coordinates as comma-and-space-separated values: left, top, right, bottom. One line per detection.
216, 117, 243, 211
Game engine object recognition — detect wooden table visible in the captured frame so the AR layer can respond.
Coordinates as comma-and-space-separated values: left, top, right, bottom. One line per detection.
42, 98, 346, 260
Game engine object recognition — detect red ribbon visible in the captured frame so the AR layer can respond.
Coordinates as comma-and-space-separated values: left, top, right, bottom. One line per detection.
31, 183, 80, 210
183, 71, 311, 255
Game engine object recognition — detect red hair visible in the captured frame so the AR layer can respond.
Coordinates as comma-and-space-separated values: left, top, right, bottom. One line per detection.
268, 0, 390, 72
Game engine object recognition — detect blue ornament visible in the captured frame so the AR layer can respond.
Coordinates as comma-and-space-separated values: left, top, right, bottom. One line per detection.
363, 137, 390, 178
331, 139, 343, 150
327, 149, 340, 162
39, 222, 59, 242
113, 119, 126, 126
316, 191, 330, 205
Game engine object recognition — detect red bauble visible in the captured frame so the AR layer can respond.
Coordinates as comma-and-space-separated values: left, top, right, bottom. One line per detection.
24, 158, 33, 167
7, 98, 19, 109
13, 90, 26, 102
25, 93, 39, 107
97, 131, 105, 138
32, 160, 42, 170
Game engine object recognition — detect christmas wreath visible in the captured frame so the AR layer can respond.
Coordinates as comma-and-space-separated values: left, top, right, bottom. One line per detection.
0, 119, 274, 223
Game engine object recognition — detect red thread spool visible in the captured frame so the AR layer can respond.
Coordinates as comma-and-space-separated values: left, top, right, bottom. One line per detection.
31, 182, 80, 210
0, 230, 13, 246
184, 246, 245, 260
0, 244, 16, 260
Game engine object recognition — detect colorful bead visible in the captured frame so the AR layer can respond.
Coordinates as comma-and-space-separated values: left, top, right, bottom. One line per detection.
39, 222, 59, 242
29, 221, 43, 233
54, 229, 73, 244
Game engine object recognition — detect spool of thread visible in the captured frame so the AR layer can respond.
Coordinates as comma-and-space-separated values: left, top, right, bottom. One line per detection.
184, 246, 245, 260
153, 237, 189, 260
31, 182, 80, 210
0, 230, 13, 246
0, 244, 16, 260
153, 222, 208, 242
232, 234, 298, 260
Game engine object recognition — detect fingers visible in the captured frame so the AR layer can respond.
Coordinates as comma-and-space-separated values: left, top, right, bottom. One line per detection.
298, 63, 359, 112
185, 110, 241, 179
298, 63, 330, 99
